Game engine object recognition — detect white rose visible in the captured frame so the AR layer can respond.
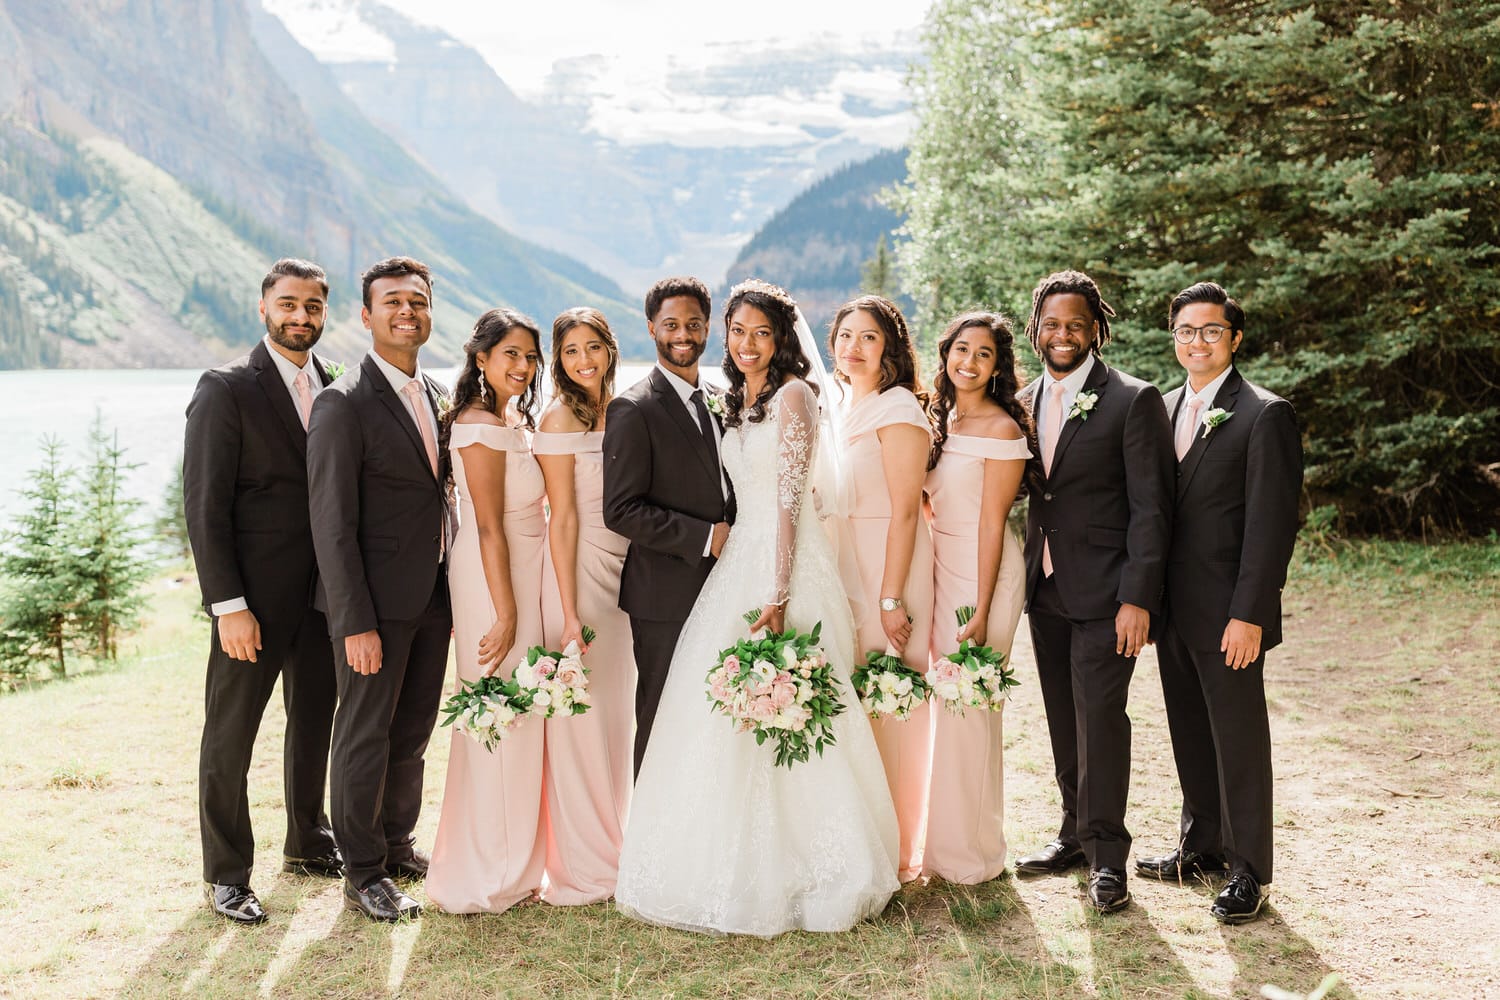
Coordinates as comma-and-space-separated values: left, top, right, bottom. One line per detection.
781, 644, 799, 668
493, 704, 516, 726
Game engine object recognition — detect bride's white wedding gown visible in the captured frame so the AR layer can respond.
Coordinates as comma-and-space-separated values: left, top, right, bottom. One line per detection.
615, 379, 899, 936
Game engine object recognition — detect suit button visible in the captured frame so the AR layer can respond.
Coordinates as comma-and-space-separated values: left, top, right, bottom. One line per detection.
1043, 492, 1053, 501
432, 535, 440, 544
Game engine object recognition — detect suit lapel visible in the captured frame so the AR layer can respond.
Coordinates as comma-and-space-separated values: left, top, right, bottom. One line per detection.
1175, 367, 1242, 500
650, 368, 720, 483
252, 341, 309, 456
1047, 358, 1108, 479
366, 355, 436, 481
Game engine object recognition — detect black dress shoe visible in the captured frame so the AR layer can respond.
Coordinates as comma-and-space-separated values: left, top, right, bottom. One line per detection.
1087, 867, 1131, 913
344, 878, 421, 922
1135, 848, 1229, 883
1015, 839, 1086, 875
388, 847, 430, 881
206, 883, 267, 924
1211, 872, 1265, 924
283, 847, 344, 879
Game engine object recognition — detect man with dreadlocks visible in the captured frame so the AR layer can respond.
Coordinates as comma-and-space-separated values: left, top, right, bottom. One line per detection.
1012, 270, 1174, 914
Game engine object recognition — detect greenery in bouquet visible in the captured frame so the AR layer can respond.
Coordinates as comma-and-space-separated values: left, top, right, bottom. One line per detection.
851, 648, 931, 720
927, 605, 1018, 716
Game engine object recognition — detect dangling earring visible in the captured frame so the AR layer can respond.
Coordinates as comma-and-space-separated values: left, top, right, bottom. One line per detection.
478, 368, 489, 404
990, 372, 999, 394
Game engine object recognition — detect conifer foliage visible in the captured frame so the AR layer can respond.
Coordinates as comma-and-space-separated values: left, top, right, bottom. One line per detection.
898, 0, 1500, 533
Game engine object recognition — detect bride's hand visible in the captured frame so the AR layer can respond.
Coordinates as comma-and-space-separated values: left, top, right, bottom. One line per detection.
749, 601, 786, 635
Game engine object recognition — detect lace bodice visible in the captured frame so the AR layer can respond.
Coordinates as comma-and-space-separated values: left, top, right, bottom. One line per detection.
719, 379, 818, 606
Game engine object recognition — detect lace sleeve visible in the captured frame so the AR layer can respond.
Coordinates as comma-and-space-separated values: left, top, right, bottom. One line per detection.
769, 379, 817, 606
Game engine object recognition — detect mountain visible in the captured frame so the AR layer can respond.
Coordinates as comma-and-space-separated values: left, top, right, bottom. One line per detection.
261, 1, 919, 295
721, 149, 909, 331
0, 0, 640, 370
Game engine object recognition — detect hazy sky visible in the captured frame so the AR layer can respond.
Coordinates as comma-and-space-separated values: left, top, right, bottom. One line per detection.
378, 0, 933, 94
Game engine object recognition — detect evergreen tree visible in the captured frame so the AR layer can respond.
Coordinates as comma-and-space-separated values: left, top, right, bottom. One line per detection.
898, 0, 1500, 533
154, 456, 191, 561
71, 416, 153, 661
861, 234, 900, 301
0, 438, 84, 676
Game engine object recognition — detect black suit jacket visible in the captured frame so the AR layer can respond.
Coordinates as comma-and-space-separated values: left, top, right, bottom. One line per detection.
307, 355, 448, 639
1023, 358, 1175, 620
602, 367, 730, 622
183, 340, 333, 634
1161, 367, 1302, 653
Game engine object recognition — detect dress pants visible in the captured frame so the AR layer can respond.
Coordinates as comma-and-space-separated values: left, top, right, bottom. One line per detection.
330, 577, 452, 890
628, 617, 687, 777
199, 606, 338, 885
1027, 575, 1136, 870
1156, 620, 1274, 883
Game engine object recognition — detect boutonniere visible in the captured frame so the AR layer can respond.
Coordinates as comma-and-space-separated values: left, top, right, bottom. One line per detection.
1200, 407, 1233, 438
704, 392, 725, 418
1068, 390, 1099, 422
323, 360, 346, 380
436, 393, 453, 416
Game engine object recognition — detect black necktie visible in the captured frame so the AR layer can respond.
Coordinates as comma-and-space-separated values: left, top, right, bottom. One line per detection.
689, 388, 717, 456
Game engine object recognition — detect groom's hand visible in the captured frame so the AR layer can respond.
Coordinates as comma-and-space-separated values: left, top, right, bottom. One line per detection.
218, 609, 262, 663
709, 521, 730, 558
345, 630, 383, 676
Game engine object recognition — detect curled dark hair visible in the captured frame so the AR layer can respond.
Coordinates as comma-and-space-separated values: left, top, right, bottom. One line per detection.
927, 312, 1043, 498
549, 307, 619, 431
719, 279, 815, 428
828, 294, 929, 408
438, 308, 543, 493
1168, 280, 1245, 334
261, 257, 327, 298
644, 275, 711, 322
361, 256, 432, 309
1023, 270, 1115, 358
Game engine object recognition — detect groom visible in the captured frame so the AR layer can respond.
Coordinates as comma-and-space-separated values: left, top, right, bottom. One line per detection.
604, 276, 732, 775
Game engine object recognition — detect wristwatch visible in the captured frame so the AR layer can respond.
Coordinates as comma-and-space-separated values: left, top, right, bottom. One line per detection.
879, 597, 903, 612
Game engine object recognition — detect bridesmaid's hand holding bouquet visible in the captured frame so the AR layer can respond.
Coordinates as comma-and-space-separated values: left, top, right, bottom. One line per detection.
927, 606, 1018, 715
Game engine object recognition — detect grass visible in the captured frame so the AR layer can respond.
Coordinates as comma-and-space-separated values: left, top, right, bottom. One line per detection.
1, 543, 1498, 998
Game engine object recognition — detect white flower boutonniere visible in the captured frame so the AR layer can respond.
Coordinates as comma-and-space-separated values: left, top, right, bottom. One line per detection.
1200, 407, 1233, 438
1069, 390, 1099, 422
704, 392, 725, 418
323, 360, 346, 380
436, 393, 454, 416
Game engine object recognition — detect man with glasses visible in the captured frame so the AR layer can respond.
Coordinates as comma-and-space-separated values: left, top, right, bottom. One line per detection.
1135, 281, 1302, 924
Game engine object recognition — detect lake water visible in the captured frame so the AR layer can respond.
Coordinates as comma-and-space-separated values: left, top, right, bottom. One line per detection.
0, 363, 678, 527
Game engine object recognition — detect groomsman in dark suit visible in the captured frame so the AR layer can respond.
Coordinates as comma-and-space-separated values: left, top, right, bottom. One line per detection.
184, 257, 342, 924
1013, 270, 1175, 913
308, 256, 452, 922
603, 276, 732, 774
1135, 282, 1302, 924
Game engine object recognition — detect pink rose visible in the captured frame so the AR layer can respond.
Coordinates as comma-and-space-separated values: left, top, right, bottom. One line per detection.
533, 655, 558, 678
929, 661, 962, 686
556, 664, 585, 688
771, 680, 795, 709
721, 654, 741, 674
750, 695, 778, 723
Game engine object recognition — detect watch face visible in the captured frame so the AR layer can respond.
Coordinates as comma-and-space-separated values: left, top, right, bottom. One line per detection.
880, 598, 899, 612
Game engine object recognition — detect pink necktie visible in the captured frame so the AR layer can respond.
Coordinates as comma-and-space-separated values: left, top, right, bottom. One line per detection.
1041, 382, 1066, 577
1176, 397, 1204, 461
293, 371, 313, 430
401, 380, 439, 477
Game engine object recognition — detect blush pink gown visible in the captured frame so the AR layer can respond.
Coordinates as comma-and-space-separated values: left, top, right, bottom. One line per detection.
426, 423, 547, 914
535, 430, 635, 905
924, 433, 1030, 883
838, 386, 936, 881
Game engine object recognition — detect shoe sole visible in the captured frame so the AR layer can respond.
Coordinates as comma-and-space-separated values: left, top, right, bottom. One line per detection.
1212, 901, 1265, 925
1089, 891, 1131, 914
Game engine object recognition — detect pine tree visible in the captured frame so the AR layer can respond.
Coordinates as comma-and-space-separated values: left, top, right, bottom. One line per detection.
154, 456, 191, 561
71, 416, 153, 661
0, 438, 84, 676
861, 234, 899, 301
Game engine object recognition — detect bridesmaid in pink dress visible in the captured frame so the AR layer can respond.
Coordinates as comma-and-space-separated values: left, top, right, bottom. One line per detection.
923, 312, 1038, 883
830, 294, 937, 882
535, 307, 635, 905
426, 309, 549, 914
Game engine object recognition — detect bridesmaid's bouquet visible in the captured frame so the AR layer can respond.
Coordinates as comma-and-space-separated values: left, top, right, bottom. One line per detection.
851, 647, 931, 720
927, 606, 1019, 715
440, 626, 596, 749
705, 610, 845, 768
440, 676, 531, 749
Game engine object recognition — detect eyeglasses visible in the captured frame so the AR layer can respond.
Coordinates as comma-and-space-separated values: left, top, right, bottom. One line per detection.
1171, 324, 1233, 344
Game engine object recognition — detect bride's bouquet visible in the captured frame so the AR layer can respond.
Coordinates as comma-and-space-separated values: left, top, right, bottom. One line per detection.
851, 647, 931, 720
440, 627, 596, 749
927, 606, 1018, 715
705, 610, 845, 768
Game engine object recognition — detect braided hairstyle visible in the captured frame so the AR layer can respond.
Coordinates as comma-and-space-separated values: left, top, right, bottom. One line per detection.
927, 312, 1043, 497
1022, 270, 1116, 359
438, 308, 543, 495
827, 294, 929, 408
549, 306, 619, 431
719, 279, 815, 428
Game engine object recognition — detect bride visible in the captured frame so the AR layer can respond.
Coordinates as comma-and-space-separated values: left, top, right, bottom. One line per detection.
615, 279, 899, 937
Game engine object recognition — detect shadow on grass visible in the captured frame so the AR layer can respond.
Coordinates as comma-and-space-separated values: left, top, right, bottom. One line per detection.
1216, 901, 1357, 1000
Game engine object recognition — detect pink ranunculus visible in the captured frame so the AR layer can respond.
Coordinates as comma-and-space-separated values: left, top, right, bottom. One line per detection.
533, 655, 559, 678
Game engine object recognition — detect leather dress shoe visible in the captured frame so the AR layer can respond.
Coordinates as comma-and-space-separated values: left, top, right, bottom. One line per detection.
1211, 872, 1265, 924
206, 882, 267, 924
283, 847, 344, 879
1087, 867, 1131, 913
388, 847, 430, 881
1135, 847, 1229, 883
344, 877, 421, 922
1014, 839, 1086, 875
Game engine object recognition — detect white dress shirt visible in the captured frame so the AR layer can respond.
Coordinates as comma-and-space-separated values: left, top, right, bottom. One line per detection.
1036, 352, 1097, 457
656, 363, 727, 557
1174, 365, 1234, 440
